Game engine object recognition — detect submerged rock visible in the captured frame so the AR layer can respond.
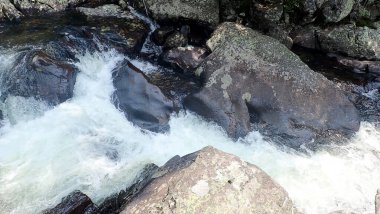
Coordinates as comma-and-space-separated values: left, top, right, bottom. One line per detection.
184, 22, 359, 147
120, 146, 300, 214
112, 60, 174, 132
1, 50, 78, 105
130, 0, 219, 27
44, 190, 99, 214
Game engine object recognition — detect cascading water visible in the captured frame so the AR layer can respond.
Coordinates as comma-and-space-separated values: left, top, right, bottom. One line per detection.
0, 10, 380, 214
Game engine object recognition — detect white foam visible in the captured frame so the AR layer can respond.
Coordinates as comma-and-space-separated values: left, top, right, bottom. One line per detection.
0, 50, 379, 214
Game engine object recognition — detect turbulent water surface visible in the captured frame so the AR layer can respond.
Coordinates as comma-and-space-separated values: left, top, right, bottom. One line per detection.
0, 14, 380, 214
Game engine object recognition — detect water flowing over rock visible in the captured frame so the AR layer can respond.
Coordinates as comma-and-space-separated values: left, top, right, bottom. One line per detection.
44, 191, 99, 214
120, 146, 300, 214
130, 0, 219, 27
1, 50, 78, 105
184, 22, 360, 147
112, 60, 174, 132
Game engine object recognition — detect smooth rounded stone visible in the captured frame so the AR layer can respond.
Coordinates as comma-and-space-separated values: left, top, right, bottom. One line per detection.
11, 0, 84, 14
0, 0, 23, 21
185, 22, 359, 147
162, 46, 208, 72
316, 24, 380, 60
1, 50, 78, 105
112, 60, 174, 132
333, 55, 380, 77
43, 190, 99, 214
130, 0, 219, 27
120, 146, 300, 214
322, 0, 354, 22
76, 4, 134, 19
163, 31, 188, 50
376, 189, 380, 214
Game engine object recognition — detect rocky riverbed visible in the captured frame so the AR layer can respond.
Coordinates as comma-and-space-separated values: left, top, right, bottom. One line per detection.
0, 0, 380, 214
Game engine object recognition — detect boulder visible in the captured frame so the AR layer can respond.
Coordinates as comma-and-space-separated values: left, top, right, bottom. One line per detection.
151, 26, 176, 46
184, 22, 359, 147
131, 0, 219, 27
322, 0, 355, 23
163, 31, 188, 50
120, 146, 300, 214
162, 46, 208, 72
0, 0, 22, 21
317, 24, 380, 60
44, 191, 99, 214
11, 0, 84, 14
112, 60, 174, 132
1, 50, 78, 105
76, 5, 150, 53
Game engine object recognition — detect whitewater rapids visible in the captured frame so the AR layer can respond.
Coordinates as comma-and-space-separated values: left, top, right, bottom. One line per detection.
0, 49, 379, 214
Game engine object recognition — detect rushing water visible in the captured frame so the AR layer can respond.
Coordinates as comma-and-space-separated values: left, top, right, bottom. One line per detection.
0, 10, 380, 214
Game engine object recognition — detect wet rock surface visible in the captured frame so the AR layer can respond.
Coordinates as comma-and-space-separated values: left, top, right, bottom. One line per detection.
0, 50, 78, 105
112, 60, 175, 132
130, 0, 219, 27
120, 146, 300, 214
162, 46, 208, 73
43, 191, 99, 214
185, 22, 360, 147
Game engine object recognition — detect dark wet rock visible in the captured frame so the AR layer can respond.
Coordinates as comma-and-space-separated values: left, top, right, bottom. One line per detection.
1, 50, 78, 105
322, 0, 354, 23
266, 24, 293, 48
220, 0, 251, 22
250, 1, 283, 25
163, 31, 188, 50
112, 60, 174, 132
162, 46, 208, 73
120, 146, 300, 214
333, 55, 380, 77
76, 5, 150, 53
44, 190, 99, 214
291, 26, 319, 49
130, 0, 219, 27
152, 26, 175, 46
98, 164, 158, 214
0, 0, 22, 21
184, 22, 359, 147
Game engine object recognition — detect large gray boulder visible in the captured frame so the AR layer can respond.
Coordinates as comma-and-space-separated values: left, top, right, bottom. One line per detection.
322, 0, 354, 23
317, 24, 380, 60
120, 146, 300, 214
131, 0, 219, 27
184, 22, 360, 147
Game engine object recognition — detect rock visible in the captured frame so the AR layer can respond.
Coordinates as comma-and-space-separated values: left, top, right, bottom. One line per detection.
112, 60, 174, 132
120, 146, 300, 214
131, 0, 219, 27
1, 50, 78, 105
152, 26, 175, 46
317, 24, 380, 60
184, 22, 359, 147
98, 164, 159, 214
376, 189, 380, 214
322, 0, 354, 23
329, 211, 357, 214
11, 0, 84, 15
163, 31, 188, 50
291, 26, 319, 49
76, 5, 150, 53
333, 55, 380, 77
0, 0, 23, 21
250, 1, 283, 25
162, 46, 208, 72
43, 190, 99, 214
